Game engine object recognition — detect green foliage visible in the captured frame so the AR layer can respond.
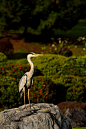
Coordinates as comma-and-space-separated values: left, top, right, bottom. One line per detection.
0, 63, 41, 79
0, 63, 42, 108
0, 38, 14, 58
32, 54, 68, 77
29, 76, 56, 103
15, 54, 68, 77
0, 0, 85, 35
59, 75, 86, 103
55, 0, 82, 30
61, 55, 86, 77
0, 52, 7, 62
73, 127, 86, 129
0, 75, 22, 108
50, 37, 72, 57
0, 54, 86, 109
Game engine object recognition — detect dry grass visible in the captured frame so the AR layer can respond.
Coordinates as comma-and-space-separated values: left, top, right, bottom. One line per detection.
10, 38, 44, 53
9, 37, 86, 57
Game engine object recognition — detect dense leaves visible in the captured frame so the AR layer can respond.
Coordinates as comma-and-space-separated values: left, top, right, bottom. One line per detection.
61, 55, 86, 77
0, 52, 7, 62
0, 54, 86, 109
0, 63, 60, 108
59, 75, 86, 103
0, 0, 85, 35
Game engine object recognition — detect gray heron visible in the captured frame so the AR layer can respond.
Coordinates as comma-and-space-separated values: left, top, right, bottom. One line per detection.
19, 52, 42, 107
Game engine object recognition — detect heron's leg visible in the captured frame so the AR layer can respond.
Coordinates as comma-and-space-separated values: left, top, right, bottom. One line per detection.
28, 89, 31, 108
24, 87, 25, 105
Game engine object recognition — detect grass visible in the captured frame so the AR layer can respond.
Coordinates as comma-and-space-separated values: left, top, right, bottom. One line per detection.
9, 38, 86, 61
52, 19, 86, 39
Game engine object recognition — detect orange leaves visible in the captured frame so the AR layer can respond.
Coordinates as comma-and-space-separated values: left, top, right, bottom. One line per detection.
39, 89, 42, 94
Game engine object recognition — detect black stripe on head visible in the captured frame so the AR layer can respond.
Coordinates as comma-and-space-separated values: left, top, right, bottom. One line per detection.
29, 52, 35, 55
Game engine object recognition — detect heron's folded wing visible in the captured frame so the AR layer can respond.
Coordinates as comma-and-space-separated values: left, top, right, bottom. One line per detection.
32, 78, 33, 85
19, 75, 27, 93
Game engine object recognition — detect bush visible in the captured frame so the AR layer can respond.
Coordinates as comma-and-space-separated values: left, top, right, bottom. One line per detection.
0, 63, 43, 108
0, 38, 14, 58
32, 54, 68, 77
24, 76, 55, 104
27, 76, 66, 104
60, 56, 86, 77
56, 46, 73, 57
50, 37, 72, 57
16, 54, 68, 77
0, 62, 67, 108
59, 75, 86, 103
0, 52, 7, 62
0, 75, 22, 108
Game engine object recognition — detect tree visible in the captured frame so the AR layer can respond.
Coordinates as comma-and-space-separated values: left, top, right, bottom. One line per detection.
0, 0, 85, 36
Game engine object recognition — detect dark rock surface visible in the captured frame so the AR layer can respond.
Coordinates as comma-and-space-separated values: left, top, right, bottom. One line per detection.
64, 108, 86, 128
0, 103, 72, 129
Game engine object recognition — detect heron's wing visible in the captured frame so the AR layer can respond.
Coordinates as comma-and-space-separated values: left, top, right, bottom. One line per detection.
32, 78, 33, 85
19, 74, 27, 93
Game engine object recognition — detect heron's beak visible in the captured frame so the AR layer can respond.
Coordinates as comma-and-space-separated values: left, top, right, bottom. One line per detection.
35, 54, 43, 57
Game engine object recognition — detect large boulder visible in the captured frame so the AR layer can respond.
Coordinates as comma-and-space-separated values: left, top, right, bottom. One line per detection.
64, 108, 86, 128
0, 103, 72, 129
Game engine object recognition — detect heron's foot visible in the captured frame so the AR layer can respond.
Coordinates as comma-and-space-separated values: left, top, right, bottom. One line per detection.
24, 104, 35, 109
24, 104, 27, 108
29, 104, 31, 109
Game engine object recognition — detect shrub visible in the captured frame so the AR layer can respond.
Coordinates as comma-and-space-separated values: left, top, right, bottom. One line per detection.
0, 75, 22, 108
4, 63, 42, 79
0, 73, 57, 108
0, 62, 66, 108
60, 56, 86, 77
28, 76, 66, 104
50, 37, 72, 57
56, 46, 73, 57
0, 63, 43, 108
0, 38, 14, 58
16, 54, 68, 77
59, 75, 86, 103
32, 54, 68, 77
0, 52, 7, 62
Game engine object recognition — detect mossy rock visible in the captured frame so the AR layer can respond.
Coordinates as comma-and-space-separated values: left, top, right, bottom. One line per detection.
0, 52, 7, 62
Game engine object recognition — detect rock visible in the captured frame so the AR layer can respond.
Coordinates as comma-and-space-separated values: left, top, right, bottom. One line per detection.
64, 108, 86, 128
0, 103, 72, 129
57, 101, 86, 114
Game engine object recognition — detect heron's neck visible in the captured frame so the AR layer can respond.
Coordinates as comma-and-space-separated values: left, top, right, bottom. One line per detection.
28, 58, 34, 76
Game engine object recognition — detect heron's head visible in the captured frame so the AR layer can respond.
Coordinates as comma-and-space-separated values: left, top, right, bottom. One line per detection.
27, 52, 43, 59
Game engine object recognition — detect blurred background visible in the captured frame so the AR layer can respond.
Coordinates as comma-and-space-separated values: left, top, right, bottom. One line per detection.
0, 0, 86, 118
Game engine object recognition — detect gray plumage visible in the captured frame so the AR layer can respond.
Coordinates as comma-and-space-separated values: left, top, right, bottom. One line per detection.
19, 72, 33, 97
19, 52, 42, 105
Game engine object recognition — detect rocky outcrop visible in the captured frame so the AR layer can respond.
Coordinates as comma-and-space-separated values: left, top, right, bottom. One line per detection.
64, 108, 86, 128
0, 103, 72, 129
